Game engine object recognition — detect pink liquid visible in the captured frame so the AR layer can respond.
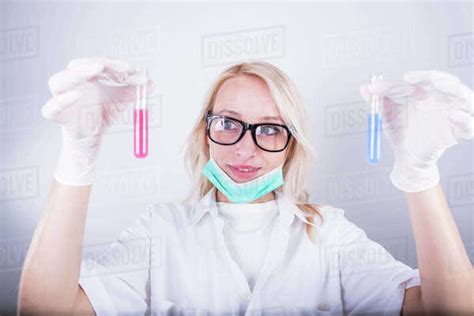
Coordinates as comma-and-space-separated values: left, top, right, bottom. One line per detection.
134, 109, 148, 158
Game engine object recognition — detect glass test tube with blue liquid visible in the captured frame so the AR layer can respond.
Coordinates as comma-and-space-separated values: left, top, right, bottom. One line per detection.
367, 74, 383, 164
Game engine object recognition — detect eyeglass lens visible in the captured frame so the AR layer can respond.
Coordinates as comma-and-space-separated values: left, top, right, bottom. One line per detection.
209, 116, 289, 151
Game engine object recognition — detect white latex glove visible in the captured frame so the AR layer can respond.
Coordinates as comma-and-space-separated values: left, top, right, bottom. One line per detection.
360, 70, 473, 192
41, 57, 156, 186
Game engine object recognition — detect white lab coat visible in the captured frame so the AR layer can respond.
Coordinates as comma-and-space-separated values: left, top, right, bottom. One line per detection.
79, 187, 420, 315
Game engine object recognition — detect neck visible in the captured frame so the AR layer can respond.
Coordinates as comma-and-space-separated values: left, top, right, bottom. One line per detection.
215, 190, 276, 203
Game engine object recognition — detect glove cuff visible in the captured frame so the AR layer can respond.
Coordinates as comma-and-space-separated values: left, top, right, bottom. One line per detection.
53, 129, 103, 186
390, 157, 440, 193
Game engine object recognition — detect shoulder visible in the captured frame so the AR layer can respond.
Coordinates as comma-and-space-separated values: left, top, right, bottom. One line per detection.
311, 203, 346, 225
313, 204, 368, 245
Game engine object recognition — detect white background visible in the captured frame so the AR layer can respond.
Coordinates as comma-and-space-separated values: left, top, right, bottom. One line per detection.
0, 1, 473, 313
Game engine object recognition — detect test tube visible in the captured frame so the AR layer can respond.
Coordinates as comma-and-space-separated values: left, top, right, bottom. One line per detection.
367, 74, 383, 164
134, 69, 148, 158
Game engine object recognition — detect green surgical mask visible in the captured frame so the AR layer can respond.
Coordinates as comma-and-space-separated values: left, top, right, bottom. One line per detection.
202, 153, 284, 204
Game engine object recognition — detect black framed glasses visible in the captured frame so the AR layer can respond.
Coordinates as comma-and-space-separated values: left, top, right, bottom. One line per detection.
205, 111, 292, 152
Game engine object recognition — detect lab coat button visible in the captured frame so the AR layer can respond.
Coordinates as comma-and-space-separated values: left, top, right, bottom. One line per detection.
317, 303, 330, 311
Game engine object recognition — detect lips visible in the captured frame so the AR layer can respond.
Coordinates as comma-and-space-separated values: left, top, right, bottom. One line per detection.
231, 164, 260, 171
228, 164, 261, 180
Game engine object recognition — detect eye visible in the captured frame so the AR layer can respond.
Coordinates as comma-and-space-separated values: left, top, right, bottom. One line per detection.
259, 125, 281, 136
215, 117, 239, 131
223, 119, 237, 129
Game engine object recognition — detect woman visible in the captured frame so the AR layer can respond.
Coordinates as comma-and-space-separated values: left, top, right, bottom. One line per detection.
18, 57, 473, 315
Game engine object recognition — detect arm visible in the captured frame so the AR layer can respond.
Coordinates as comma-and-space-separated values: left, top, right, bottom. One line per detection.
402, 183, 474, 314
18, 57, 152, 315
18, 179, 95, 315
360, 70, 474, 314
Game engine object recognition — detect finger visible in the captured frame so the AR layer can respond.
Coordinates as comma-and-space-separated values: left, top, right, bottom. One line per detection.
432, 79, 473, 101
364, 80, 407, 102
67, 57, 131, 73
449, 111, 474, 140
67, 56, 131, 73
49, 63, 104, 95
403, 70, 460, 85
381, 96, 406, 123
452, 95, 474, 116
41, 90, 82, 123
125, 70, 148, 86
367, 80, 419, 99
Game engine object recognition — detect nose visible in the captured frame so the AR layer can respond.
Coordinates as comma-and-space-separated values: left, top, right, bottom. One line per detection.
235, 129, 258, 156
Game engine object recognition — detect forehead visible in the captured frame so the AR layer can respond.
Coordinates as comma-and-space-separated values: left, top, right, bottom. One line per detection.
213, 75, 283, 122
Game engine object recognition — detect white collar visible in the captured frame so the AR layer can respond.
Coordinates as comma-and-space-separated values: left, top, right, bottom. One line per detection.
189, 187, 319, 228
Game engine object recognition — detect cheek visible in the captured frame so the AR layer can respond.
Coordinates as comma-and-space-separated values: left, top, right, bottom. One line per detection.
209, 143, 229, 164
262, 153, 286, 171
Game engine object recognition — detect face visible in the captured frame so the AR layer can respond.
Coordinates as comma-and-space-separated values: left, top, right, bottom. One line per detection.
207, 75, 289, 203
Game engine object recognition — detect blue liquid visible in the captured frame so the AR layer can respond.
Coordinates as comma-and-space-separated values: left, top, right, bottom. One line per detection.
367, 113, 382, 164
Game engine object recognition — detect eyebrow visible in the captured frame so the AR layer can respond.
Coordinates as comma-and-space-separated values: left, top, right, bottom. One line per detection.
216, 110, 284, 122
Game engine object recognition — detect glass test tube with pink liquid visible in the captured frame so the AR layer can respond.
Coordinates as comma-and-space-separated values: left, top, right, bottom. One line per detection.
97, 67, 149, 158
134, 69, 148, 158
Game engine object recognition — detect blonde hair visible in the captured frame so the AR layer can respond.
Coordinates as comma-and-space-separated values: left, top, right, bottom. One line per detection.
182, 60, 323, 242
